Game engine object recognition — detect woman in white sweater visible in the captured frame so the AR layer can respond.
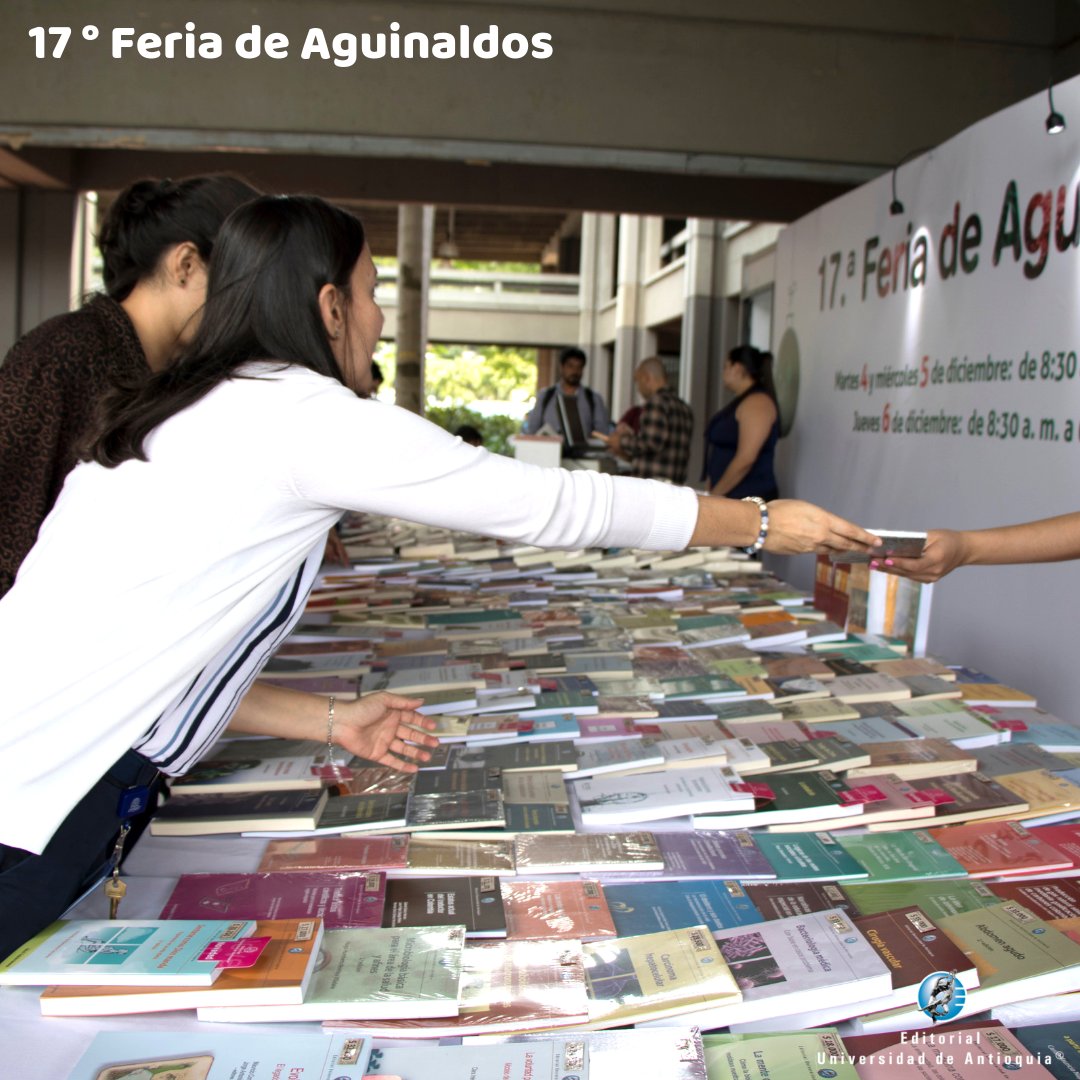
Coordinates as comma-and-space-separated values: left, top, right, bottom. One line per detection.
0, 195, 877, 956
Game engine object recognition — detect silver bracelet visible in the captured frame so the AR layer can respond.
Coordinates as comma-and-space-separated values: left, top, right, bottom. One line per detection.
741, 496, 769, 554
326, 695, 339, 768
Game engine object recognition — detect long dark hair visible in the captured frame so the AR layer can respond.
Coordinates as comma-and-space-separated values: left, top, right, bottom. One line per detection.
98, 175, 260, 301
89, 195, 367, 467
728, 344, 777, 403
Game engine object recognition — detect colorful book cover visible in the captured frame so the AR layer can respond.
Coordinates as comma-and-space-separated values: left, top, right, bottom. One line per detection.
694, 770, 860, 831
843, 878, 1000, 920
326, 938, 589, 1036
501, 771, 570, 806
39, 918, 323, 1016
463, 1028, 708, 1080
899, 772, 1028, 828
835, 829, 968, 883
845, 738, 977, 780
503, 802, 576, 833
933, 819, 1075, 878
742, 880, 854, 920
256, 835, 409, 874
602, 879, 761, 936
483, 740, 579, 772
702, 1030, 857, 1080
363, 1039, 583, 1080
701, 908, 891, 1028
993, 769, 1080, 823
149, 788, 329, 836
0, 919, 256, 987
501, 879, 617, 940
169, 748, 324, 794
575, 765, 751, 825
859, 901, 1080, 1031
160, 871, 387, 929
650, 829, 776, 881
1011, 1022, 1080, 1080
974, 743, 1074, 777
852, 905, 979, 1009
64, 1030, 373, 1080
984, 878, 1080, 939
401, 836, 516, 876
582, 924, 740, 1026
777, 697, 861, 724
404, 788, 507, 832
196, 925, 465, 1022
383, 876, 507, 937
752, 832, 871, 882
568, 738, 665, 778
514, 831, 664, 875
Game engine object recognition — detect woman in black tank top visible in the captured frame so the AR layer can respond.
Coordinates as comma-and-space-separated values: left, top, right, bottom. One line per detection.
703, 345, 780, 501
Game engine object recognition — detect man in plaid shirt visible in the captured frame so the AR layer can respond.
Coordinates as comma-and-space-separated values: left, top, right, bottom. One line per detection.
598, 357, 694, 483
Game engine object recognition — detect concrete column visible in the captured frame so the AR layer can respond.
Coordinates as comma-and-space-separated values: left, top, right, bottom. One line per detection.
680, 218, 723, 486
0, 189, 78, 358
394, 204, 433, 415
576, 212, 605, 393
611, 214, 643, 418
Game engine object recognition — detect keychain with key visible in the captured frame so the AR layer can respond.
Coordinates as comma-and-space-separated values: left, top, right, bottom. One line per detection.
103, 783, 150, 919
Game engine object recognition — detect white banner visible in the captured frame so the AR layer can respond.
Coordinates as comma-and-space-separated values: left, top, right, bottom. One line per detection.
773, 76, 1080, 717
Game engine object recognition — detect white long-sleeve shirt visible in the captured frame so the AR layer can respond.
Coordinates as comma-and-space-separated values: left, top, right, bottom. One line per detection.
0, 363, 698, 853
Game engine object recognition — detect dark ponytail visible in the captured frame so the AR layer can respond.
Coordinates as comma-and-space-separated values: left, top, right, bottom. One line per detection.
89, 195, 367, 467
98, 175, 260, 301
728, 344, 777, 404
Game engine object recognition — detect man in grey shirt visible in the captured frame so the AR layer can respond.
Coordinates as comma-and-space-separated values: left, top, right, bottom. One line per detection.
522, 347, 611, 441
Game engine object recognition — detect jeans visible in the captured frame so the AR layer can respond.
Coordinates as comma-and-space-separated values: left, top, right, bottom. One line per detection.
0, 748, 161, 961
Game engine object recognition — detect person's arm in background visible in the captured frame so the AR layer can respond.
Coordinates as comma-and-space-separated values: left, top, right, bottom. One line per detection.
709, 395, 777, 496
521, 390, 547, 434
881, 512, 1080, 583
227, 682, 439, 772
608, 394, 666, 464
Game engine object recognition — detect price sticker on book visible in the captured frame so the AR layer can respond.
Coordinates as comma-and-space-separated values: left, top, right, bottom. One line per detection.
905, 787, 956, 805
731, 781, 776, 800
991, 718, 1029, 732
199, 936, 271, 969
838, 784, 888, 805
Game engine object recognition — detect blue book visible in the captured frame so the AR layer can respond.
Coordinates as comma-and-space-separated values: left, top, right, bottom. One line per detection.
0, 919, 258, 986
602, 879, 762, 936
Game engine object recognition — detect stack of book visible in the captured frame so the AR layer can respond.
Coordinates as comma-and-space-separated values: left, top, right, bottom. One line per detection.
19, 513, 1080, 1079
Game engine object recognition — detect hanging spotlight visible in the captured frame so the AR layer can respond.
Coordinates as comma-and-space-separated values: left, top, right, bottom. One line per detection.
1046, 81, 1066, 135
887, 147, 931, 217
889, 167, 904, 216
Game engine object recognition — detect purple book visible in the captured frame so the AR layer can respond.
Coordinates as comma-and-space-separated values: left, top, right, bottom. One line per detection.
159, 871, 386, 929
594, 830, 775, 883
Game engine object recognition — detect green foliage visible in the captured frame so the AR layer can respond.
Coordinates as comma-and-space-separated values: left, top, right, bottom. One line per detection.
424, 404, 519, 457
424, 344, 537, 406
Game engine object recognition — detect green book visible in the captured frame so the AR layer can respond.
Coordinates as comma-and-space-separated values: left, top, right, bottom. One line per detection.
702, 1030, 858, 1080
195, 925, 466, 1022
752, 832, 870, 882
835, 829, 968, 883
842, 877, 999, 920
657, 675, 746, 701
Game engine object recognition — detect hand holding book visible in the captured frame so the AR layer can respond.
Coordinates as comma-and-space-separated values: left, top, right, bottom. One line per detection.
877, 510, 1080, 582
690, 497, 882, 556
